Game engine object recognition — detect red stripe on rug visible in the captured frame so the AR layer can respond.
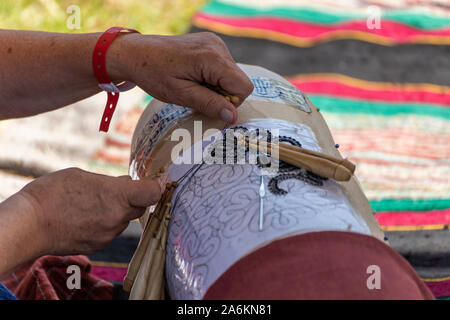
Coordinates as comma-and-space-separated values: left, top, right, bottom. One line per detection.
375, 209, 450, 226
91, 266, 127, 283
289, 80, 450, 105
195, 13, 450, 43
424, 279, 450, 299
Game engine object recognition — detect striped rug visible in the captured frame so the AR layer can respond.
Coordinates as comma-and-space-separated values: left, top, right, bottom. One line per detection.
288, 73, 450, 221
193, 0, 450, 46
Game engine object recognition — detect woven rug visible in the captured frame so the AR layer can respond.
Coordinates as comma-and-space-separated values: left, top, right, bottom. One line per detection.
193, 0, 450, 46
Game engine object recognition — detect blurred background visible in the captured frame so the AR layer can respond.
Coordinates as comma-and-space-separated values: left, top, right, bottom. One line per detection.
0, 0, 449, 299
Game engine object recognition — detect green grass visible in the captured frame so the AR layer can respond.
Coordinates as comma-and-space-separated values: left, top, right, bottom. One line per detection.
0, 0, 206, 34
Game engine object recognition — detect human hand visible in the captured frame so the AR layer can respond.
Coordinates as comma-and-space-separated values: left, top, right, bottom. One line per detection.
19, 168, 162, 256
109, 32, 254, 124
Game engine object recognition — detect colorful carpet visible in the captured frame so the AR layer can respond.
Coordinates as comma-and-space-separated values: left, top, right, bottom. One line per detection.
288, 73, 450, 213
87, 0, 450, 299
193, 0, 450, 46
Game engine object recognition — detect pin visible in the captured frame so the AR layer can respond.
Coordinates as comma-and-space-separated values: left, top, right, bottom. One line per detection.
259, 175, 265, 231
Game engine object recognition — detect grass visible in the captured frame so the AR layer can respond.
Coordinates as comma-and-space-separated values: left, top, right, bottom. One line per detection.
0, 0, 206, 34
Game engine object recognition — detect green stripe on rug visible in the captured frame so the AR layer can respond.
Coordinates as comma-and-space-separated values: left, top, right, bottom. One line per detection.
308, 95, 450, 120
370, 198, 450, 212
203, 0, 450, 30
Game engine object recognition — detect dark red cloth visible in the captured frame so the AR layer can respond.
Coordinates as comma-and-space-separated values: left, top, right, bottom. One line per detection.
3, 255, 113, 300
204, 231, 434, 300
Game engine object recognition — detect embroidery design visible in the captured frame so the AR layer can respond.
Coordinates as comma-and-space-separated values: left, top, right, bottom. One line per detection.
204, 126, 328, 196
250, 76, 311, 113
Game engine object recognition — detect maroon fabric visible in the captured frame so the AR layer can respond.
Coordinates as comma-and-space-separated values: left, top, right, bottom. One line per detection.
3, 255, 113, 300
204, 231, 434, 300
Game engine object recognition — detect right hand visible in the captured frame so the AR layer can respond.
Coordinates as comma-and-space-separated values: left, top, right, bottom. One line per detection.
19, 168, 162, 256
110, 32, 254, 124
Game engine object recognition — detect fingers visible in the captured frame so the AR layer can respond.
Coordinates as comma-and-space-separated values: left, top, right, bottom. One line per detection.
215, 62, 254, 106
189, 57, 253, 122
194, 32, 253, 103
180, 34, 253, 122
176, 80, 238, 124
123, 177, 162, 208
197, 47, 254, 107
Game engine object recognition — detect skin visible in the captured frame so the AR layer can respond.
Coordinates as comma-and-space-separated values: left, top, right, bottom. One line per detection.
0, 30, 254, 280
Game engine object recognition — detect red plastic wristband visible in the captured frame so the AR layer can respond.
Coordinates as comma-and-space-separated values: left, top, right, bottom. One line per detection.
93, 27, 140, 132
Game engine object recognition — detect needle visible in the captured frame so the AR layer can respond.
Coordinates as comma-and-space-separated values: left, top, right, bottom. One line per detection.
259, 175, 265, 231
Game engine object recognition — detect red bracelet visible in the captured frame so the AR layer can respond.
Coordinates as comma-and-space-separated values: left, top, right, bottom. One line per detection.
93, 27, 140, 132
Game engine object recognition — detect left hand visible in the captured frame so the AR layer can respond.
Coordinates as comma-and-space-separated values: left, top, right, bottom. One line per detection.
19, 168, 162, 256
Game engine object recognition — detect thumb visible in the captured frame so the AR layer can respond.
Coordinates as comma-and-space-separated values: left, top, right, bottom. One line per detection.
124, 177, 162, 208
176, 80, 238, 124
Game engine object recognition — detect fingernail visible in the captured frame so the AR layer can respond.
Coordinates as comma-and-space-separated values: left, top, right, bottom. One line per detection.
219, 108, 234, 123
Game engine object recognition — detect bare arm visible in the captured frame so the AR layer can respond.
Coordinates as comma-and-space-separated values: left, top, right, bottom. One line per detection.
0, 192, 45, 280
0, 30, 253, 123
0, 30, 103, 119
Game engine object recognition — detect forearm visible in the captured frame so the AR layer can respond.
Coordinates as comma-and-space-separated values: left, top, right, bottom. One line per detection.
0, 29, 254, 125
0, 29, 255, 279
0, 192, 46, 280
0, 30, 126, 119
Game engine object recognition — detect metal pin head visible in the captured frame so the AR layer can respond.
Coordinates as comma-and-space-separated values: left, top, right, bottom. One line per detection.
259, 175, 266, 198
259, 175, 265, 231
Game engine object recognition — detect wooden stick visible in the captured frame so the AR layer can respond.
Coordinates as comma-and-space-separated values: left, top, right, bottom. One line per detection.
128, 239, 158, 299
156, 205, 171, 240
124, 182, 178, 299
130, 209, 167, 299
160, 284, 165, 300
245, 137, 355, 173
127, 183, 177, 298
150, 185, 174, 230
123, 212, 155, 291
145, 212, 171, 300
247, 142, 352, 181
144, 249, 165, 299
123, 183, 172, 291
160, 214, 170, 250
